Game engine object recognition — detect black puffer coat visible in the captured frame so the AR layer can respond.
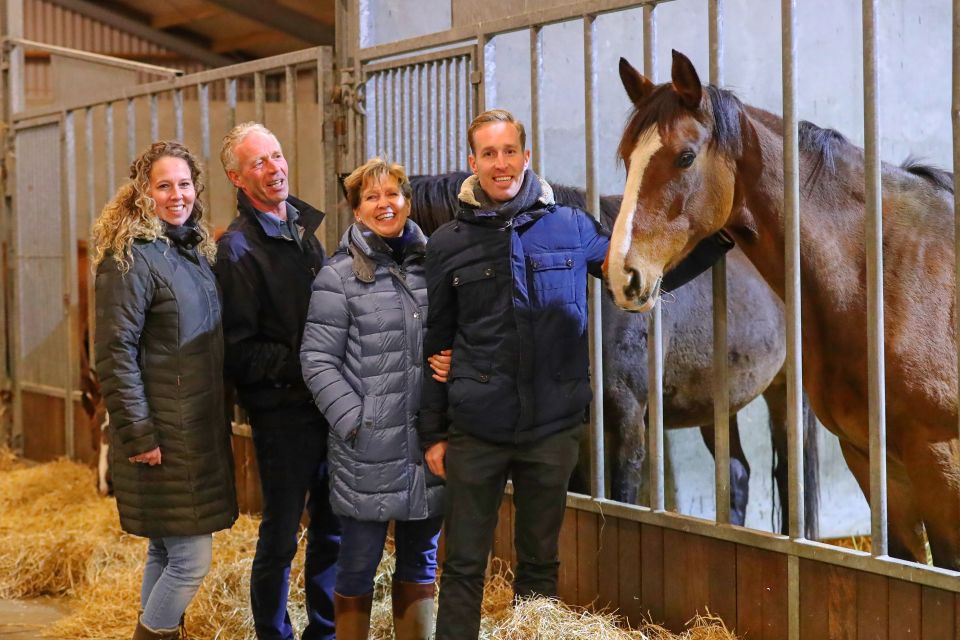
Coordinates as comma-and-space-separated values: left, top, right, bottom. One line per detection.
95, 234, 238, 538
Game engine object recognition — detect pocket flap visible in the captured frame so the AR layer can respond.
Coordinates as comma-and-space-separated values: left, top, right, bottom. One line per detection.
450, 359, 491, 383
452, 263, 496, 287
530, 252, 575, 272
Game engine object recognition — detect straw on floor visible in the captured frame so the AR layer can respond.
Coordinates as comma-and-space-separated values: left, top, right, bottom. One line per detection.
0, 450, 741, 639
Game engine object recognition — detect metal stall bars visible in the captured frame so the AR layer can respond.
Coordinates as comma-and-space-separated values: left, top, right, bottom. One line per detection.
363, 46, 474, 174
4, 44, 339, 462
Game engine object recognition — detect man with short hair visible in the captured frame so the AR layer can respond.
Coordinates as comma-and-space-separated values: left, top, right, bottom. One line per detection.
215, 122, 339, 640
419, 109, 730, 638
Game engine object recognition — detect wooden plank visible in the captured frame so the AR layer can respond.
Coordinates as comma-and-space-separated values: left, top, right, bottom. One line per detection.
231, 432, 246, 511
492, 491, 511, 561
22, 391, 65, 461
921, 586, 955, 639
576, 509, 599, 608
663, 530, 736, 632
888, 579, 921, 638
557, 507, 578, 603
800, 559, 856, 640
244, 434, 262, 513
618, 519, 643, 625
737, 544, 788, 640
596, 510, 620, 613
71, 398, 97, 465
641, 522, 665, 624
856, 570, 888, 640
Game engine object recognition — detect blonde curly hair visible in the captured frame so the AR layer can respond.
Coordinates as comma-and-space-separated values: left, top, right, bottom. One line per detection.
92, 141, 216, 273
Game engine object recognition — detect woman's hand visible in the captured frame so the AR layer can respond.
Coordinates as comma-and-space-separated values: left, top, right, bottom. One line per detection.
425, 442, 448, 478
129, 447, 162, 466
428, 349, 453, 383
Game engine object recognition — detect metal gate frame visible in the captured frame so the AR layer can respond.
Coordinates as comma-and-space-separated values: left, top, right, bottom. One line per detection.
335, 0, 960, 637
0, 30, 343, 460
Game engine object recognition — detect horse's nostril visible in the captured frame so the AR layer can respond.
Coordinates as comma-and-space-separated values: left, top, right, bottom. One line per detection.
623, 268, 642, 298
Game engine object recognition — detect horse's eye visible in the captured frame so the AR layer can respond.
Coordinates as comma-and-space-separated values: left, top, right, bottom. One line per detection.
675, 151, 696, 168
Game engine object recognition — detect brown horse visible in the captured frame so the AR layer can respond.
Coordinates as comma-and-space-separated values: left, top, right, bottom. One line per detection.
606, 50, 959, 568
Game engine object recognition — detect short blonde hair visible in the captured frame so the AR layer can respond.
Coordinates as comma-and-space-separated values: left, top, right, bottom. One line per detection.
219, 122, 278, 174
343, 157, 412, 211
467, 109, 526, 154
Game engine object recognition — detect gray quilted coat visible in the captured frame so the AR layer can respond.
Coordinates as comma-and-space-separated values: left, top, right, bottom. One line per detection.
300, 221, 444, 522
95, 235, 238, 538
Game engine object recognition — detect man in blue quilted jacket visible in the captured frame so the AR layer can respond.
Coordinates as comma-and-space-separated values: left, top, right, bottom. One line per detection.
418, 109, 608, 639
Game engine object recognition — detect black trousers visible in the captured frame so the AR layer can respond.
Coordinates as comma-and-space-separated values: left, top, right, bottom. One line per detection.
435, 425, 582, 640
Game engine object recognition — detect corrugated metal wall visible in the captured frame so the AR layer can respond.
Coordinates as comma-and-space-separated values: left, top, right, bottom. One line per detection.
23, 0, 207, 106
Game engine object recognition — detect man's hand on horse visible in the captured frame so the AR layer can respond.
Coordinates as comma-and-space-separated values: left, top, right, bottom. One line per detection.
129, 447, 162, 466
429, 349, 453, 383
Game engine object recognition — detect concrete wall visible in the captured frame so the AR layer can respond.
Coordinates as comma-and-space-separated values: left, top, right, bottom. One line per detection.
359, 0, 952, 537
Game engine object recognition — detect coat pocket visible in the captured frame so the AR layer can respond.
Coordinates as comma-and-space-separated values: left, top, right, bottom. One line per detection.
529, 251, 578, 306
452, 262, 499, 322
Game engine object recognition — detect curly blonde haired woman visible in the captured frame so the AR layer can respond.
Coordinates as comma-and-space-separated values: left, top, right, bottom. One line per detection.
93, 141, 237, 640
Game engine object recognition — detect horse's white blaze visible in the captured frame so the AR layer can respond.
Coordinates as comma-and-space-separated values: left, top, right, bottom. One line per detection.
608, 128, 662, 304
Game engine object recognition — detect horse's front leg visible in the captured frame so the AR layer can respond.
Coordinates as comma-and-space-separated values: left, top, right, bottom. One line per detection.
699, 416, 750, 526
900, 435, 960, 570
606, 384, 646, 505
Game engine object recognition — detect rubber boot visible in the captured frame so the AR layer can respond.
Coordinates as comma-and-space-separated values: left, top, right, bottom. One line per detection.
392, 580, 436, 640
334, 591, 373, 640
132, 617, 180, 640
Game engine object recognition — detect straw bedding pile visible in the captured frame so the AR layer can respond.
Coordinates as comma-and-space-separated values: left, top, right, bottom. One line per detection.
0, 450, 741, 639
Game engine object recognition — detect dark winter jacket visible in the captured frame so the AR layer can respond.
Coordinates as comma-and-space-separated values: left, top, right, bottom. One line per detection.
95, 231, 238, 538
214, 191, 326, 414
419, 173, 608, 446
301, 221, 444, 521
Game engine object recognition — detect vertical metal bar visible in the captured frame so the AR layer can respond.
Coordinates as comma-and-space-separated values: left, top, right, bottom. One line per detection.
285, 66, 299, 194
709, 0, 731, 526
254, 71, 266, 124
317, 50, 339, 250
400, 68, 408, 170
782, 0, 803, 638
374, 73, 382, 158
475, 34, 490, 117
126, 98, 136, 164
174, 88, 184, 142
445, 59, 453, 172
389, 69, 398, 163
584, 13, 605, 500
199, 83, 210, 170
5, 0, 24, 114
643, 4, 665, 513
862, 0, 888, 559
105, 102, 115, 196
417, 65, 425, 173
433, 61, 442, 175
226, 77, 237, 131
61, 111, 77, 458
84, 107, 96, 397
455, 57, 463, 167
530, 26, 544, 176
954, 0, 960, 448
149, 93, 158, 141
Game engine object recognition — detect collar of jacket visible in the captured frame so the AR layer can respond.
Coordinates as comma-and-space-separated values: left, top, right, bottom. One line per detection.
455, 173, 555, 228
343, 220, 427, 283
235, 189, 325, 238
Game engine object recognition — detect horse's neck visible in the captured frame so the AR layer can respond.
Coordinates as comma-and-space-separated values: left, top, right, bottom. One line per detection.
728, 108, 865, 305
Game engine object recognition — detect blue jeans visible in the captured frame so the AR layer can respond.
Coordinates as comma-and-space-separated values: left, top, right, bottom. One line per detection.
140, 534, 212, 631
250, 404, 341, 640
336, 516, 443, 597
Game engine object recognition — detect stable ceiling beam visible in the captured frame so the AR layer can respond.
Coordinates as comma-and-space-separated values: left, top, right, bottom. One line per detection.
44, 0, 236, 67
151, 5, 225, 30
205, 0, 334, 45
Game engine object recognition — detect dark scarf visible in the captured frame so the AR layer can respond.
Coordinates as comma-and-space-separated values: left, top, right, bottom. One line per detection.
471, 169, 543, 218
163, 219, 203, 250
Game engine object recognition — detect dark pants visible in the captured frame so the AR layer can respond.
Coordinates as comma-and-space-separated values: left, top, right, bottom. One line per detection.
250, 404, 341, 640
335, 515, 443, 596
435, 426, 582, 640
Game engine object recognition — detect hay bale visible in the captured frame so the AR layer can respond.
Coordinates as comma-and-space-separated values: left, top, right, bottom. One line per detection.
0, 450, 742, 639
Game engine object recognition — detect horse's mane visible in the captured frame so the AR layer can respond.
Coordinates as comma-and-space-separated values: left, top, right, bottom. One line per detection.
900, 157, 954, 194
409, 172, 620, 234
617, 83, 743, 165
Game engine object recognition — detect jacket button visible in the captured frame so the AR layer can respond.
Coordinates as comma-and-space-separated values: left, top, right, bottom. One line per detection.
453, 276, 460, 285
484, 268, 493, 277
533, 261, 541, 268
413, 311, 420, 319
565, 258, 573, 267
479, 374, 489, 382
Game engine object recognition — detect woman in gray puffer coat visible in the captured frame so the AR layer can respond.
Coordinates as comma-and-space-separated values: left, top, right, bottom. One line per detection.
301, 158, 445, 640
94, 141, 237, 640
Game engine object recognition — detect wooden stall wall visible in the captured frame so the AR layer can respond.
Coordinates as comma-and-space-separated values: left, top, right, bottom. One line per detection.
493, 501, 960, 639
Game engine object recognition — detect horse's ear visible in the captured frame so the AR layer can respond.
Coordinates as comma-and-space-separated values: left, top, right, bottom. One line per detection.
619, 57, 654, 105
670, 50, 702, 109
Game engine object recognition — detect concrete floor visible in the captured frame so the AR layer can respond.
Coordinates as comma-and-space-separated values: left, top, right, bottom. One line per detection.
0, 598, 70, 639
